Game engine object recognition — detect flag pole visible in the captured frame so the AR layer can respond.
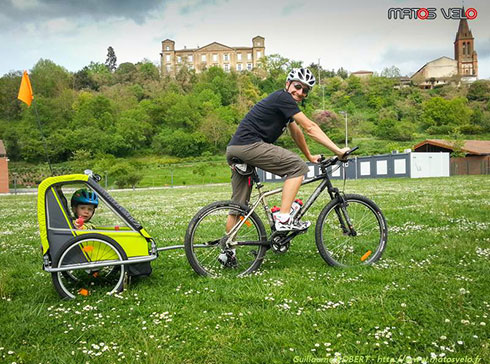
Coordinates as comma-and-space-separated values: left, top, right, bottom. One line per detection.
18, 70, 53, 175
32, 100, 53, 175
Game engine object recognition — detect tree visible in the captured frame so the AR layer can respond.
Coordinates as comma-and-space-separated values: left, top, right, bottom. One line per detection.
135, 60, 160, 82
199, 108, 235, 150
257, 54, 290, 78
116, 108, 153, 150
336, 67, 349, 79
110, 160, 143, 189
115, 62, 137, 83
105, 46, 117, 72
467, 80, 490, 102
421, 96, 472, 134
152, 128, 207, 157
380, 66, 401, 78
73, 67, 99, 91
30, 59, 72, 97
86, 62, 113, 88
0, 71, 23, 121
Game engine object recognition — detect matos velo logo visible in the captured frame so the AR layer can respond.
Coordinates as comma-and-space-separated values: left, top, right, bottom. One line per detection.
388, 7, 477, 20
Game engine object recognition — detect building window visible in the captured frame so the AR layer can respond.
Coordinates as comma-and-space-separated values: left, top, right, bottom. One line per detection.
166, 46, 170, 51
224, 53, 229, 62
201, 54, 207, 62
236, 63, 242, 71
224, 64, 230, 72
257, 51, 262, 59
247, 53, 252, 61
237, 53, 242, 61
213, 54, 218, 62
166, 65, 171, 72
177, 56, 182, 63
188, 55, 193, 62
165, 54, 171, 62
247, 63, 252, 71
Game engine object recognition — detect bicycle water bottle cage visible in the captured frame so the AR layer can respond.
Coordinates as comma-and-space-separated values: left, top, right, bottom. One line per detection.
231, 157, 254, 176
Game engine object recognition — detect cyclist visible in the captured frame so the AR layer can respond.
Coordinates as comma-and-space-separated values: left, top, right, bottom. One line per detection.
226, 67, 349, 233
71, 188, 98, 229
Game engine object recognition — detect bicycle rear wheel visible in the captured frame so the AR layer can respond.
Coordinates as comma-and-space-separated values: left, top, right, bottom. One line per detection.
315, 194, 387, 267
184, 201, 268, 277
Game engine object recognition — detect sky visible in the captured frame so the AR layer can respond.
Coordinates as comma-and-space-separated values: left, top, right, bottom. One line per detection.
1, 0, 489, 79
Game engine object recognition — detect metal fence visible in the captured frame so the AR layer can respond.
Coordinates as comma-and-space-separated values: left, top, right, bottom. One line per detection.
257, 153, 412, 182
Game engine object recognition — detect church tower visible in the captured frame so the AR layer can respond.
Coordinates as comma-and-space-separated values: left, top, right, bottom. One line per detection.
454, 10, 478, 78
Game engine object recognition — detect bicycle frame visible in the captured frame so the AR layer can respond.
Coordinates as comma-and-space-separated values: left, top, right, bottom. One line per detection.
226, 162, 344, 245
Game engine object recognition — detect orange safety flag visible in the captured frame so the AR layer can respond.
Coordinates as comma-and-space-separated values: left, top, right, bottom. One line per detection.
18, 70, 33, 106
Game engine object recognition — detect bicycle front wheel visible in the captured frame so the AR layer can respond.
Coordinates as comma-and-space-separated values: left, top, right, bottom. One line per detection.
184, 201, 268, 277
315, 194, 387, 267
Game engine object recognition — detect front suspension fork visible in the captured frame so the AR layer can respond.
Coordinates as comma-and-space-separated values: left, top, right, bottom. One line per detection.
334, 196, 357, 237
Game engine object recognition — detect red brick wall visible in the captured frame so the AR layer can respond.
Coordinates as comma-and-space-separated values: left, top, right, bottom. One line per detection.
0, 158, 8, 193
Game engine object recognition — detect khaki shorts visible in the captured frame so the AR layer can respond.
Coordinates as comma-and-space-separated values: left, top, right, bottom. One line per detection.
226, 142, 309, 206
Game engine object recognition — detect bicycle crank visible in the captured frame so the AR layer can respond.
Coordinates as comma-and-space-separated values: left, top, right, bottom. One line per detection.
269, 231, 301, 254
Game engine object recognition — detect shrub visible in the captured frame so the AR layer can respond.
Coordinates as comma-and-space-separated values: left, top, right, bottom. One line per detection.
153, 129, 207, 157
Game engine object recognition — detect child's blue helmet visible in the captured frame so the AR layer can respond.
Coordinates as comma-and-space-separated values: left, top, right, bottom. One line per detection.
71, 188, 99, 208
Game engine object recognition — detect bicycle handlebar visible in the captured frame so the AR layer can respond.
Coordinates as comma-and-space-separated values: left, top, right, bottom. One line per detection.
318, 146, 359, 167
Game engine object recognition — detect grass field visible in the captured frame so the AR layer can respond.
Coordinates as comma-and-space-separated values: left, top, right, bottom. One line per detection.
0, 176, 489, 364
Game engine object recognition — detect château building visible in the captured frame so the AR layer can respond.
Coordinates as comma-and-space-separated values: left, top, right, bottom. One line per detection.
160, 36, 265, 76
411, 12, 478, 88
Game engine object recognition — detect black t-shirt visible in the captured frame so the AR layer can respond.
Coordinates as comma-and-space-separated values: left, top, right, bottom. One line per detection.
229, 89, 300, 146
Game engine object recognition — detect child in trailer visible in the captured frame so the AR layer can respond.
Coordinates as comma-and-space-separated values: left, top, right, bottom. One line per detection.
71, 188, 98, 230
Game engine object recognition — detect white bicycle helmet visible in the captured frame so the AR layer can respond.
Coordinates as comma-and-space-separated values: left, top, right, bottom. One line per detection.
287, 68, 316, 87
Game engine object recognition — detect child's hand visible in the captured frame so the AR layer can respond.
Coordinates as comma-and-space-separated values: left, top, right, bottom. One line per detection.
75, 217, 84, 229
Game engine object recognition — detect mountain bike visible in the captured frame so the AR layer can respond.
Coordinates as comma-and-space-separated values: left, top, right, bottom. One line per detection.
184, 147, 388, 277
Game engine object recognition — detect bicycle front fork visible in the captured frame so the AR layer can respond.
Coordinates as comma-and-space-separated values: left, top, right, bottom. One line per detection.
334, 199, 358, 237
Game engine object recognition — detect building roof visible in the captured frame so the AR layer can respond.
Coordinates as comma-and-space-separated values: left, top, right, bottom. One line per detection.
455, 9, 473, 41
413, 139, 490, 155
411, 56, 456, 78
0, 140, 6, 157
351, 70, 373, 74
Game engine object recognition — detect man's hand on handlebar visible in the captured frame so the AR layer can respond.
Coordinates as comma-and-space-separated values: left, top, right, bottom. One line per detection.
311, 147, 359, 164
308, 154, 322, 163
337, 147, 351, 161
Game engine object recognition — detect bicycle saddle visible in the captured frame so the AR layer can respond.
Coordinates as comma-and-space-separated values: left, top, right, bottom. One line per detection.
230, 157, 254, 176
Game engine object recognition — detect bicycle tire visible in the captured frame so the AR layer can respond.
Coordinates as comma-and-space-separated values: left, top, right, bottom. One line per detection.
315, 194, 387, 267
184, 201, 268, 277
51, 233, 127, 299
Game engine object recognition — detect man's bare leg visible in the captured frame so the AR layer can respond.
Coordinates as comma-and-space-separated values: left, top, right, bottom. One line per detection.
280, 175, 303, 214
226, 214, 239, 233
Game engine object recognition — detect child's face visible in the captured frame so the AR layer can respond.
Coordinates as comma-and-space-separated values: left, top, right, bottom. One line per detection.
73, 204, 95, 221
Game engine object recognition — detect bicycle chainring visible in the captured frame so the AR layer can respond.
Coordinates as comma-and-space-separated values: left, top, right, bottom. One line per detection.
271, 234, 290, 254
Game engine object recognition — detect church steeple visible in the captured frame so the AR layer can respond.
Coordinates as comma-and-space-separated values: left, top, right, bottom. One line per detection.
454, 7, 478, 77
455, 8, 473, 41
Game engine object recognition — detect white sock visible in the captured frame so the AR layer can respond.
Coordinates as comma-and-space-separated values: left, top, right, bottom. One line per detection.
277, 213, 290, 223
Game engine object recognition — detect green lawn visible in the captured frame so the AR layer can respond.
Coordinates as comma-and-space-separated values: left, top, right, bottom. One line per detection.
0, 176, 489, 363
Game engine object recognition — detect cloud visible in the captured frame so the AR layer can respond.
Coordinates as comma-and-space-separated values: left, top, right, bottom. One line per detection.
1, 0, 165, 31
1, 0, 489, 78
476, 37, 490, 58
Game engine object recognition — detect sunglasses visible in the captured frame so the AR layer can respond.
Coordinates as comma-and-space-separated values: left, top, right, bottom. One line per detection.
293, 83, 310, 95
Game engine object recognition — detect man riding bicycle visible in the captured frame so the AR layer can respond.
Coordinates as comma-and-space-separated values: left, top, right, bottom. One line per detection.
226, 67, 349, 233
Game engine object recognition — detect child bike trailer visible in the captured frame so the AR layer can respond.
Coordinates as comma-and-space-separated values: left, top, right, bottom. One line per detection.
38, 172, 158, 299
